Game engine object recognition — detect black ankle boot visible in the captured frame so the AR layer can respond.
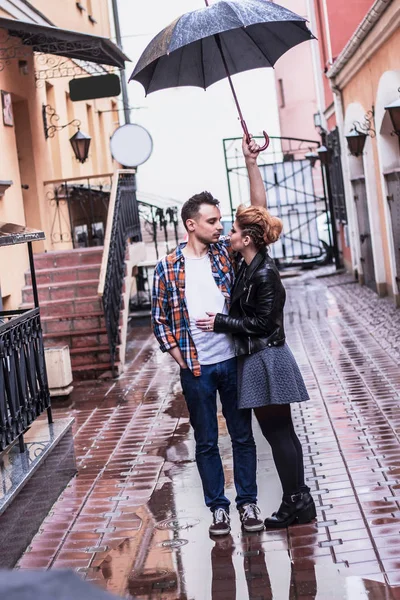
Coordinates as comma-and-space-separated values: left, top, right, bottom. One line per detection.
264, 492, 316, 529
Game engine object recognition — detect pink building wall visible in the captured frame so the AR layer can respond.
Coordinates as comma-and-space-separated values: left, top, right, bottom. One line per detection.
274, 0, 318, 142
314, 0, 375, 117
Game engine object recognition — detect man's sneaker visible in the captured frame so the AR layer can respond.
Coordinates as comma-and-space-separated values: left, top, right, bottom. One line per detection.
239, 503, 264, 532
209, 508, 231, 536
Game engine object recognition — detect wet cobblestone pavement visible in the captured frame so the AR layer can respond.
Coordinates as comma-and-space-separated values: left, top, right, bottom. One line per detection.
17, 268, 400, 599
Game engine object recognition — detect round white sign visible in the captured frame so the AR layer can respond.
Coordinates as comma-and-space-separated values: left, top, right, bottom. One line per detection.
110, 123, 153, 167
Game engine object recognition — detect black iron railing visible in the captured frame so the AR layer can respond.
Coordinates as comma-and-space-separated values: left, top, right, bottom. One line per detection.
127, 201, 181, 313
138, 201, 180, 260
101, 171, 142, 374
0, 308, 52, 452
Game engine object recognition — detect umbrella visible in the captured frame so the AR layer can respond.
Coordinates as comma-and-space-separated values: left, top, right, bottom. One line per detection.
130, 0, 315, 151
0, 570, 128, 600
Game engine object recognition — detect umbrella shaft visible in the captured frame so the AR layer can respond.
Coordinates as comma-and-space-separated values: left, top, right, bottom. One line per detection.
214, 33, 250, 142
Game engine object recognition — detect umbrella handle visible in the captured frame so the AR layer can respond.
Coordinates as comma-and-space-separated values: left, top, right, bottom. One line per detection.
259, 131, 270, 152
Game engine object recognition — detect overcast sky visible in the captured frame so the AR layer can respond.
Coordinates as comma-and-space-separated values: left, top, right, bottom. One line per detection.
115, 0, 281, 216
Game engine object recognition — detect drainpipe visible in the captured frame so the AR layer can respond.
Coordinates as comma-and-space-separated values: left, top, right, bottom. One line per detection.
306, 0, 327, 128
111, 0, 131, 124
321, 0, 334, 67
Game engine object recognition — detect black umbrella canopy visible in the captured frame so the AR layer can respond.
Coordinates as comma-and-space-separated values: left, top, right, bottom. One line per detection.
130, 0, 314, 94
0, 570, 127, 600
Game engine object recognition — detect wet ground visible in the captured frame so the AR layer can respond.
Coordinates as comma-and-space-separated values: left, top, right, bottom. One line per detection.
17, 268, 400, 599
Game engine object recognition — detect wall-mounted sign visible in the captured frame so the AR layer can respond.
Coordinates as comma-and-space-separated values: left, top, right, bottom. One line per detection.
1, 91, 13, 127
69, 73, 121, 102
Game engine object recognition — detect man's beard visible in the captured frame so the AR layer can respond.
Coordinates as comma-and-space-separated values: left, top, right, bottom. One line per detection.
195, 232, 220, 245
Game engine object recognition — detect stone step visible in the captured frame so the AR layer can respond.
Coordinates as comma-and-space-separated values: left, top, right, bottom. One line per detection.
32, 247, 103, 270
22, 279, 99, 303
72, 361, 119, 380
20, 296, 104, 317
25, 264, 101, 286
44, 327, 109, 349
41, 312, 106, 335
69, 345, 112, 368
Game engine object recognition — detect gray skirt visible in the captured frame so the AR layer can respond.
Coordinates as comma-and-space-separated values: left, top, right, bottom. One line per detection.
237, 343, 309, 409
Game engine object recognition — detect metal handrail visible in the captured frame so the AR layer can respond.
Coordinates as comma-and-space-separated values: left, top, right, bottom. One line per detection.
0, 308, 52, 452
43, 172, 113, 186
98, 170, 142, 375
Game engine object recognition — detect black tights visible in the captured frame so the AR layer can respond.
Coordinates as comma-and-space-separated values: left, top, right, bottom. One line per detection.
254, 404, 306, 497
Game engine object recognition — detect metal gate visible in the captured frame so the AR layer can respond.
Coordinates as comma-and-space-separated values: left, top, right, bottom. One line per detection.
352, 177, 376, 291
386, 172, 400, 287
223, 136, 333, 267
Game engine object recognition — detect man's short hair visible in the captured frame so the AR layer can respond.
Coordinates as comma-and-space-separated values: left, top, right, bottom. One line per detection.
181, 191, 219, 230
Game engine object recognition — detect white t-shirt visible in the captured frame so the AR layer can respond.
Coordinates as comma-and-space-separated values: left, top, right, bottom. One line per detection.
184, 253, 235, 365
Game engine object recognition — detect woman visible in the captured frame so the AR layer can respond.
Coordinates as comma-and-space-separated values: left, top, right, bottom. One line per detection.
196, 205, 316, 528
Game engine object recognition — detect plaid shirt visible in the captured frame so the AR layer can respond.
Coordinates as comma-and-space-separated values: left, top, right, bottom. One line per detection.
152, 238, 236, 376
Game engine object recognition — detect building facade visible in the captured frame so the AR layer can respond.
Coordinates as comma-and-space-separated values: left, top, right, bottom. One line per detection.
275, 0, 400, 305
0, 0, 123, 310
327, 0, 400, 304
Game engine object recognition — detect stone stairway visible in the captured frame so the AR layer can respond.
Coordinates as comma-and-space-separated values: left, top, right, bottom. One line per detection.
21, 247, 118, 380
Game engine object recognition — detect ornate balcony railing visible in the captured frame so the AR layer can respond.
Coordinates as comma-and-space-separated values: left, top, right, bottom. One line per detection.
98, 171, 142, 375
0, 308, 52, 452
43, 173, 113, 248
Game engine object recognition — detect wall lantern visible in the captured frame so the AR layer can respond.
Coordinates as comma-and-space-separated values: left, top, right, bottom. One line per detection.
69, 129, 92, 164
317, 144, 331, 166
42, 104, 91, 164
305, 150, 319, 168
345, 128, 367, 157
345, 109, 376, 157
385, 93, 400, 137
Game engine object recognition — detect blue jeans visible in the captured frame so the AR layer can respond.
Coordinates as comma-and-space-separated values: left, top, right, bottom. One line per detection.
180, 357, 257, 512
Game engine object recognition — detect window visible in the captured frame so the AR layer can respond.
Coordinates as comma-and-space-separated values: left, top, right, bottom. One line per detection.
278, 79, 285, 109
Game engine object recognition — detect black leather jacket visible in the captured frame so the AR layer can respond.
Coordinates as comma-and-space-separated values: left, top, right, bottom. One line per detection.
214, 247, 286, 356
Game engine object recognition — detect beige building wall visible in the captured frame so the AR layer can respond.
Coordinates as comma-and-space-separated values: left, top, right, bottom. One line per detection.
0, 0, 120, 310
335, 19, 400, 301
31, 0, 111, 36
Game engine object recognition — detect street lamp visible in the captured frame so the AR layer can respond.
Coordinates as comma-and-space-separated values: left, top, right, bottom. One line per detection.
305, 150, 319, 168
317, 144, 331, 166
345, 128, 367, 157
69, 129, 91, 164
385, 96, 400, 137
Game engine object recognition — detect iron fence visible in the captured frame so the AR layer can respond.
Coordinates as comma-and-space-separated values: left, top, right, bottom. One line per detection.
0, 308, 52, 452
223, 135, 333, 267
138, 201, 180, 260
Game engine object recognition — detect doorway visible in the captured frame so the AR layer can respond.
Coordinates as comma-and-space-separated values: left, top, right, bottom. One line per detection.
385, 172, 400, 288
352, 177, 376, 291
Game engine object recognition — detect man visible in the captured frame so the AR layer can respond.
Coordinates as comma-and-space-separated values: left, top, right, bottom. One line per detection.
152, 135, 266, 536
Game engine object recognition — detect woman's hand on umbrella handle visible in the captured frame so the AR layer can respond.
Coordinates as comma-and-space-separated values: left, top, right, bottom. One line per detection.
243, 132, 270, 160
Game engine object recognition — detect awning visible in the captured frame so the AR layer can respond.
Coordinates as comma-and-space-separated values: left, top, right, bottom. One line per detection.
0, 222, 45, 247
0, 17, 129, 68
